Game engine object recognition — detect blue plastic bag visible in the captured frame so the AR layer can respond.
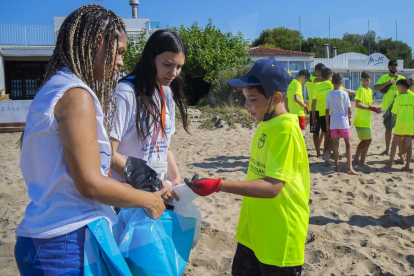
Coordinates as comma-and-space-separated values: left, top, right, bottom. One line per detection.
84, 218, 132, 276
113, 208, 196, 276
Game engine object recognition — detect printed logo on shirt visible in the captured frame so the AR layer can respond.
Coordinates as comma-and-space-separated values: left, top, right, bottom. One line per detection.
258, 134, 266, 149
100, 151, 111, 176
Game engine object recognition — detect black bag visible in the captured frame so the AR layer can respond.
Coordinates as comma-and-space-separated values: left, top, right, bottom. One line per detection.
124, 156, 163, 192
379, 75, 398, 94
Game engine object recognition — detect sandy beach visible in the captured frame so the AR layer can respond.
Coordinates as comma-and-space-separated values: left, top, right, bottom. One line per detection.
0, 105, 413, 276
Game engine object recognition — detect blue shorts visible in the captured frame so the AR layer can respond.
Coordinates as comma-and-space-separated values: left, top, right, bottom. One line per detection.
15, 226, 86, 276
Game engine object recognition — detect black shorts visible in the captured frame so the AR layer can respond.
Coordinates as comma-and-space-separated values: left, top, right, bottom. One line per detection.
231, 243, 302, 276
310, 111, 320, 134
318, 115, 329, 133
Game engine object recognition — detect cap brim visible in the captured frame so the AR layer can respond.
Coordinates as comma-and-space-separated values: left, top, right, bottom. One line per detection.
306, 76, 311, 82
226, 78, 261, 88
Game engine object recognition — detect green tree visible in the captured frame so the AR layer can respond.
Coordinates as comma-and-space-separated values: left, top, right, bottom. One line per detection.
172, 19, 250, 83
377, 38, 414, 67
119, 33, 147, 76
252, 27, 303, 51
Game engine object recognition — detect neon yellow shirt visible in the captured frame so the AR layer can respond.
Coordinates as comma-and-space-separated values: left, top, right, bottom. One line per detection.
236, 113, 310, 267
305, 75, 316, 111
313, 80, 333, 116
391, 93, 414, 135
354, 85, 373, 128
375, 74, 405, 110
287, 79, 305, 116
408, 90, 414, 96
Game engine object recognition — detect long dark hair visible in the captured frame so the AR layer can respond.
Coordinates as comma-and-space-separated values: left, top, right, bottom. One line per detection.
19, 4, 126, 147
124, 29, 189, 141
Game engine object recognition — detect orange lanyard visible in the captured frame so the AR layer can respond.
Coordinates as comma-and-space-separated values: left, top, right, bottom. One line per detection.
155, 85, 166, 139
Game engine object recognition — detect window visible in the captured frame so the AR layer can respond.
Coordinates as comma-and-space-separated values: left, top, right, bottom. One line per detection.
289, 61, 305, 71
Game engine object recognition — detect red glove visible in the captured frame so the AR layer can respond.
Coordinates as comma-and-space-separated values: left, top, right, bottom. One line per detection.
304, 106, 310, 114
368, 106, 378, 112
184, 174, 222, 196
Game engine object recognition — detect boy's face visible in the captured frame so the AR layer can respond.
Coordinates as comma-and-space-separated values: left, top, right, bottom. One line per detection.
242, 87, 272, 123
397, 84, 407, 94
361, 77, 372, 87
327, 74, 333, 82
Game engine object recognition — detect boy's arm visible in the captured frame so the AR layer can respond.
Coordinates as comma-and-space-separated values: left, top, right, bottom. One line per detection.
355, 100, 382, 113
184, 177, 284, 198
343, 88, 356, 95
347, 107, 352, 125
294, 94, 306, 107
312, 99, 318, 126
325, 108, 330, 133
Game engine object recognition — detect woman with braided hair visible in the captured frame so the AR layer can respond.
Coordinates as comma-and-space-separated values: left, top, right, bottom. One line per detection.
15, 5, 166, 275
110, 29, 188, 199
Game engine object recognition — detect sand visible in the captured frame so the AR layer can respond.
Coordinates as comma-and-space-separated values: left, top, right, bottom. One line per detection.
0, 106, 413, 276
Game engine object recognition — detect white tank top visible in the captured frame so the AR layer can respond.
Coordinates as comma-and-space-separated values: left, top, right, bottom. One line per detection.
16, 68, 117, 239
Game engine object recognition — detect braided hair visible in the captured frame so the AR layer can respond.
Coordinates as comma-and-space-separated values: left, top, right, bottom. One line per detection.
43, 4, 126, 134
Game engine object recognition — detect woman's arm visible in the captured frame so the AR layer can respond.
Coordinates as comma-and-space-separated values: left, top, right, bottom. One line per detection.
55, 88, 166, 218
167, 148, 181, 185
110, 139, 127, 177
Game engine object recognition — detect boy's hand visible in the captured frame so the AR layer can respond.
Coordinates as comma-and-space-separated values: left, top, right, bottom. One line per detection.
312, 118, 318, 128
184, 173, 222, 196
304, 106, 310, 114
326, 124, 330, 134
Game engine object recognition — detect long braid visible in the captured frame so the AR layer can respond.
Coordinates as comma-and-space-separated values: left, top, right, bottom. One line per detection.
41, 4, 125, 136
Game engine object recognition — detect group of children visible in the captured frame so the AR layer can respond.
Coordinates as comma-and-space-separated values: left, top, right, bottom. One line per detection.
286, 62, 414, 173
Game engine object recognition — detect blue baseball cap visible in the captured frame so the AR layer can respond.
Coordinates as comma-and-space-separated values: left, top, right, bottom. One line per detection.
226, 59, 293, 94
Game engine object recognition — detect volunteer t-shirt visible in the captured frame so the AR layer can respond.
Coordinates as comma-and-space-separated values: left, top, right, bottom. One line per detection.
236, 113, 310, 267
408, 90, 414, 96
354, 86, 373, 128
375, 74, 405, 110
110, 80, 176, 181
391, 93, 414, 136
287, 78, 305, 116
313, 80, 333, 116
305, 75, 316, 111
326, 89, 351, 129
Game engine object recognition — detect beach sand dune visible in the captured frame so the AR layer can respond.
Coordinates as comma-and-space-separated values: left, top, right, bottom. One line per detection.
0, 107, 413, 276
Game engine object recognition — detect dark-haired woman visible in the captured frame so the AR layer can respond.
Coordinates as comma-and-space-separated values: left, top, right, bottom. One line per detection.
110, 30, 189, 198
15, 5, 166, 275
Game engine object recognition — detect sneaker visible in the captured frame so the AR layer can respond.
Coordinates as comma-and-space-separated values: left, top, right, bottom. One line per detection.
381, 150, 389, 156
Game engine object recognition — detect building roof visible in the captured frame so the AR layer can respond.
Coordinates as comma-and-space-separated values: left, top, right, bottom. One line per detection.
248, 47, 314, 57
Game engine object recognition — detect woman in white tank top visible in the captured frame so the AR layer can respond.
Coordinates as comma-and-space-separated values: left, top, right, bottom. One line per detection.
14, 5, 166, 275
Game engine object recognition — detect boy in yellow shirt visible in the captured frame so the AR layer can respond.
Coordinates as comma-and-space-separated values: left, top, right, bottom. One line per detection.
312, 68, 334, 164
384, 79, 414, 171
286, 69, 312, 136
306, 63, 326, 155
373, 60, 405, 155
184, 59, 310, 275
353, 71, 382, 166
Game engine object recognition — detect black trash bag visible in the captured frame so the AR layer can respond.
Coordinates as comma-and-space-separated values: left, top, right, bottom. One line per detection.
124, 156, 163, 192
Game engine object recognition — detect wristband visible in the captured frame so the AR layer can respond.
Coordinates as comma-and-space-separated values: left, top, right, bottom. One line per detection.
368, 106, 377, 112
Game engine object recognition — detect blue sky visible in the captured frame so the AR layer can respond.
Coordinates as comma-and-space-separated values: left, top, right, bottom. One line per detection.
1, 0, 413, 53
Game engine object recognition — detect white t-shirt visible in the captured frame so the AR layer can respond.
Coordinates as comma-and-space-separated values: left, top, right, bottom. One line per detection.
325, 89, 351, 129
110, 80, 176, 181
16, 68, 117, 239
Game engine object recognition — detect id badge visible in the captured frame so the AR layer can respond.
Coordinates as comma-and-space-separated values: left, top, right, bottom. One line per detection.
151, 161, 168, 178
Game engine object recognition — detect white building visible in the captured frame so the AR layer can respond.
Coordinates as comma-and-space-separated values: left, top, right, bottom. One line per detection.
0, 8, 159, 100
248, 47, 314, 76
248, 47, 414, 100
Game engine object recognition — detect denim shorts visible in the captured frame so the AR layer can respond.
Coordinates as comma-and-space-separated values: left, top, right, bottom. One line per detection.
14, 226, 86, 276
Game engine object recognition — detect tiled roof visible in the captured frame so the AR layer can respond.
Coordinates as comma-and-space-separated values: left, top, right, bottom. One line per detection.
248, 47, 314, 57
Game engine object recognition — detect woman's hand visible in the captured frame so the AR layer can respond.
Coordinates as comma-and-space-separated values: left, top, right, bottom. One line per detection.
144, 188, 167, 219
161, 180, 179, 202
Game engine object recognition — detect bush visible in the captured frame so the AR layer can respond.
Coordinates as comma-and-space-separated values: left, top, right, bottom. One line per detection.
206, 66, 251, 107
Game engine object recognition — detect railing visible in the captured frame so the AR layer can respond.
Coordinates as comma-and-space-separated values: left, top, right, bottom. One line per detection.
0, 24, 55, 46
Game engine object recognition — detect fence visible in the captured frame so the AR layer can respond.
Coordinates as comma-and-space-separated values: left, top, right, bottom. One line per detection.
0, 24, 55, 46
